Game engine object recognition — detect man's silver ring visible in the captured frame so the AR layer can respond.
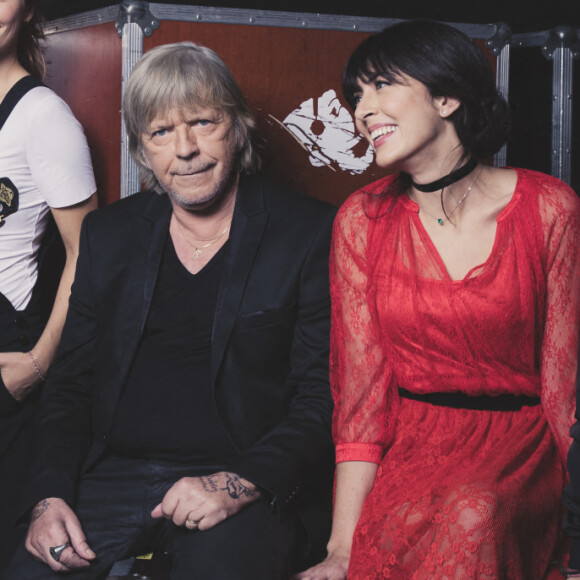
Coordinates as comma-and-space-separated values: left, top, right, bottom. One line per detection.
49, 543, 70, 562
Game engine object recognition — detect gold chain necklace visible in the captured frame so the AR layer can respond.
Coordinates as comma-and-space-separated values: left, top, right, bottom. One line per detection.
174, 219, 230, 260
414, 166, 482, 226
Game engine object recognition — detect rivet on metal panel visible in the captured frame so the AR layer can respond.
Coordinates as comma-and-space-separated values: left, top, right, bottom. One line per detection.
115, 0, 160, 37
541, 26, 580, 60
485, 22, 512, 57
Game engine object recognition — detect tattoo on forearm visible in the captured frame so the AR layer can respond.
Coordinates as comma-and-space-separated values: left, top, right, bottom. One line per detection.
199, 472, 257, 501
31, 499, 50, 522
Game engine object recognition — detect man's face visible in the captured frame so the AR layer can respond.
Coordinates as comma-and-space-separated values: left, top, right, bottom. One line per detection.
140, 106, 240, 211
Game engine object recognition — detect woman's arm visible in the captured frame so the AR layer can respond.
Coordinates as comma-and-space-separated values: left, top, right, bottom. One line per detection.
294, 193, 396, 579
293, 461, 378, 580
538, 181, 579, 462
0, 193, 98, 401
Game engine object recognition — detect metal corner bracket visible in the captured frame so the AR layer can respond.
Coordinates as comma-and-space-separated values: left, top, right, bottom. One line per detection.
485, 22, 512, 56
542, 26, 580, 60
115, 0, 160, 37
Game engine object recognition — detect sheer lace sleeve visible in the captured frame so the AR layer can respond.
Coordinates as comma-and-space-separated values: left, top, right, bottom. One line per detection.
538, 178, 580, 464
330, 193, 399, 464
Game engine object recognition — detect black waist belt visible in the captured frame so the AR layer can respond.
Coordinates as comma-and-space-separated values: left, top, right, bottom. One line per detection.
398, 387, 541, 411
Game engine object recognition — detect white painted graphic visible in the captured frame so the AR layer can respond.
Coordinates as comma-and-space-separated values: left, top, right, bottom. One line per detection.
279, 89, 373, 174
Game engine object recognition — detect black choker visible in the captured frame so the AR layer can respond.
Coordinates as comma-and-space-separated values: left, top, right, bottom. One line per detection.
410, 157, 477, 192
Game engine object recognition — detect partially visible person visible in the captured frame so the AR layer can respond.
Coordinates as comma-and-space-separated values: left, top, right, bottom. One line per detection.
0, 0, 97, 568
296, 19, 579, 580
563, 348, 580, 577
4, 41, 334, 579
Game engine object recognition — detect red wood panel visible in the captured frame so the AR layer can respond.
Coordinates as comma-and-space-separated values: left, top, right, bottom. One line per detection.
145, 22, 374, 207
43, 24, 122, 206
37, 19, 498, 209
145, 24, 497, 207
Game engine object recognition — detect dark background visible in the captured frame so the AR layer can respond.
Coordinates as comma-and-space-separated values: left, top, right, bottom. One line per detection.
39, 0, 580, 32
38, 1, 580, 192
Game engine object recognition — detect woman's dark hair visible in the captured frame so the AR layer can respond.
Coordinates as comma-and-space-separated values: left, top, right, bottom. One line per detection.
18, 0, 46, 79
342, 20, 512, 159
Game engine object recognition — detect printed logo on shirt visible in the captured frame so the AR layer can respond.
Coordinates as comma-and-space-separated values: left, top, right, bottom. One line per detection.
0, 177, 19, 222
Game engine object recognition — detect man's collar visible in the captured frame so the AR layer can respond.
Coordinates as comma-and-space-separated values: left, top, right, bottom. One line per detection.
234, 174, 266, 218
142, 191, 172, 224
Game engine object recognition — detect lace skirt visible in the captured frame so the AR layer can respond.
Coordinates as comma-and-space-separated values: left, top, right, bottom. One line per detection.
348, 396, 566, 579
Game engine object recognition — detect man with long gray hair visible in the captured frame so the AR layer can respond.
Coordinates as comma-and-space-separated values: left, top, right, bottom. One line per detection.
5, 42, 335, 579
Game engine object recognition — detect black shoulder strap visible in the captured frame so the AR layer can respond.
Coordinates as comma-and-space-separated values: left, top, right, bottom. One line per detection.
0, 75, 45, 132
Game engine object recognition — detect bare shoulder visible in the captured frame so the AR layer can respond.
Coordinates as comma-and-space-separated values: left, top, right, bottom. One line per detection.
480, 166, 518, 203
468, 166, 518, 221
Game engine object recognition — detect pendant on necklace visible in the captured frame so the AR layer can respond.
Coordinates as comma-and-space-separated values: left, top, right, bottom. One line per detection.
192, 248, 202, 259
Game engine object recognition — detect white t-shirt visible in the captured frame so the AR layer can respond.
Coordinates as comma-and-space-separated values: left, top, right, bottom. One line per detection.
0, 85, 96, 310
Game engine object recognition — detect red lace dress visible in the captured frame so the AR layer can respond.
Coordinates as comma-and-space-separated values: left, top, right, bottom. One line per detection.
330, 168, 580, 579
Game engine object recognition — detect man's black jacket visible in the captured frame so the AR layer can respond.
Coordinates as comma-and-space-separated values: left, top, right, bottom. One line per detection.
21, 174, 337, 563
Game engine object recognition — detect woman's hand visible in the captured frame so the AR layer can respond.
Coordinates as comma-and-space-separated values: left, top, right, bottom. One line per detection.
0, 351, 41, 401
293, 461, 378, 580
291, 549, 350, 580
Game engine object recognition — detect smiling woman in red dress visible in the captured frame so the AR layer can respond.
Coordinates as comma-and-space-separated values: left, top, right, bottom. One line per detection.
295, 19, 580, 580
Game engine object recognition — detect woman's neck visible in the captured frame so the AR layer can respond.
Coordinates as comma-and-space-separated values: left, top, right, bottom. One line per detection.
401, 127, 465, 187
410, 157, 477, 193
0, 56, 30, 101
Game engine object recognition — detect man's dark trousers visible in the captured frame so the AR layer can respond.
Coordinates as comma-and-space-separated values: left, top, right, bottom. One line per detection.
5, 454, 295, 579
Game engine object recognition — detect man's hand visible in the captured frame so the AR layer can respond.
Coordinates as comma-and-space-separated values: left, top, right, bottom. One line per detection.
151, 471, 261, 531
0, 351, 41, 402
25, 498, 96, 572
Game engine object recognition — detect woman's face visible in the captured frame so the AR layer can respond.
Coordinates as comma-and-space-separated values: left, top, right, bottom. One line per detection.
0, 0, 30, 59
352, 73, 458, 174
